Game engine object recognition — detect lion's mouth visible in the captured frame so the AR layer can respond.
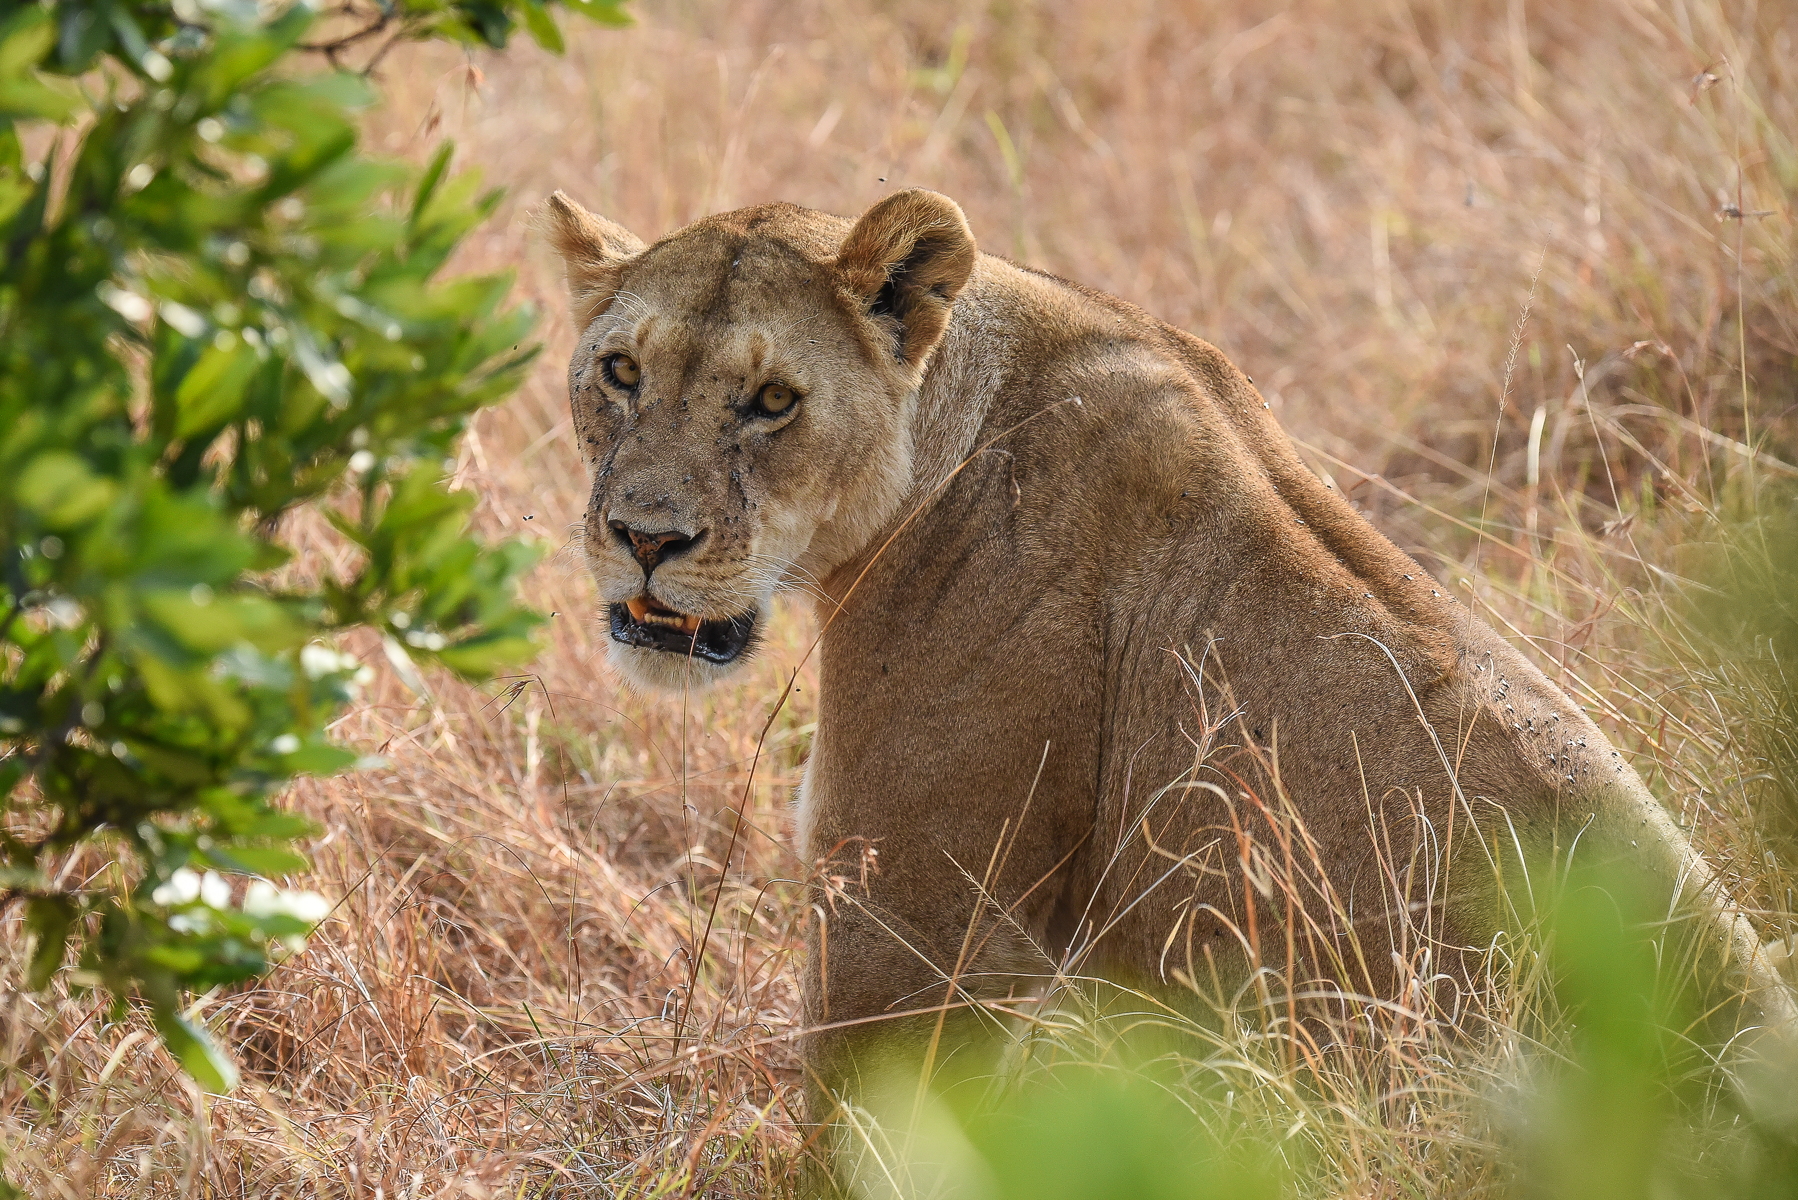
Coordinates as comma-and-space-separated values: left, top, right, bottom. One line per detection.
609, 595, 758, 664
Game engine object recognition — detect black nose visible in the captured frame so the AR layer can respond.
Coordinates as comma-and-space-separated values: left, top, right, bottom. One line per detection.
609, 520, 702, 574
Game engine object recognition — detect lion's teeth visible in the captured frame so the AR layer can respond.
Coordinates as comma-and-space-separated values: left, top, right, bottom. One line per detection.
626, 595, 703, 634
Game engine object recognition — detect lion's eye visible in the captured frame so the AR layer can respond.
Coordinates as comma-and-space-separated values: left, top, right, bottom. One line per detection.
606, 355, 641, 387
756, 381, 797, 416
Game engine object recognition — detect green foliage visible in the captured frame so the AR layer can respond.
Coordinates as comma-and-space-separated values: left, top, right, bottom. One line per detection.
962, 1070, 1282, 1200
840, 1059, 1286, 1200
1508, 859, 1798, 1200
1520, 865, 1704, 1200
0, 0, 621, 1090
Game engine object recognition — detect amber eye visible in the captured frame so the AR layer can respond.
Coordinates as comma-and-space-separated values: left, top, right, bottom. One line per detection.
756, 381, 797, 416
606, 355, 641, 387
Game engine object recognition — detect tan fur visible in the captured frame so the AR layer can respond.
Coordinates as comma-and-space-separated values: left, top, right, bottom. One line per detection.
545, 188, 1796, 1118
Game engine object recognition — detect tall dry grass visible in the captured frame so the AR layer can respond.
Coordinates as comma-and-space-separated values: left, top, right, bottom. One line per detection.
4, 0, 1797, 1195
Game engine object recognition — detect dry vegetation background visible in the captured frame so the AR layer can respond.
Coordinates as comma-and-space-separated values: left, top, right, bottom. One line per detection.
6, 0, 1798, 1195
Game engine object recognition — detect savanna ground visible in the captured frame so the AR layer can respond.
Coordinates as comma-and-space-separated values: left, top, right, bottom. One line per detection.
6, 0, 1798, 1194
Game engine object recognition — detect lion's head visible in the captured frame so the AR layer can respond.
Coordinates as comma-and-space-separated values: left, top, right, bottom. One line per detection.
544, 189, 977, 689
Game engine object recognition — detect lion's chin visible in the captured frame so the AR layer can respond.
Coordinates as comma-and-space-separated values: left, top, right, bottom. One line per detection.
604, 599, 760, 691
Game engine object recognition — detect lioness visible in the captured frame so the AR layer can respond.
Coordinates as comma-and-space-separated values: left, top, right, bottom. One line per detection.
544, 187, 1795, 1120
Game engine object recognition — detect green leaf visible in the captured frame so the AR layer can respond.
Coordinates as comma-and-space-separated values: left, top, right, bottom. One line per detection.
410, 141, 455, 228
519, 0, 565, 53
210, 846, 309, 876
15, 452, 117, 527
562, 0, 635, 28
283, 742, 358, 774
24, 896, 76, 991
435, 627, 543, 676
151, 1008, 240, 1093
0, 7, 56, 75
173, 342, 262, 437
0, 866, 49, 890
53, 0, 111, 71
0, 69, 81, 121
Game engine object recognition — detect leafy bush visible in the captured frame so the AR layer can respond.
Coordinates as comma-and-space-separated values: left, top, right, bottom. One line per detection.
0, 0, 622, 1092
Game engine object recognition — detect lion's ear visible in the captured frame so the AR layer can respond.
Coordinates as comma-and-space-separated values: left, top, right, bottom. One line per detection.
542, 190, 646, 330
834, 189, 976, 370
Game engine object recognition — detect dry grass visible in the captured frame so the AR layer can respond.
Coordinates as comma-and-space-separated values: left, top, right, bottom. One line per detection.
5, 0, 1798, 1195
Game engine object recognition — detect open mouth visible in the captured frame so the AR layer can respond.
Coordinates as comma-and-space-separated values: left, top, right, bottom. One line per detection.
608, 596, 758, 665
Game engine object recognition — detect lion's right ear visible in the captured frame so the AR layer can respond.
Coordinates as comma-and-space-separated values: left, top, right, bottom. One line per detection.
542, 191, 646, 330
835, 189, 976, 372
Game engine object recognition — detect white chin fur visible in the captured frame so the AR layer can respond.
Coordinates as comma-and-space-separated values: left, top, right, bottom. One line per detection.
606, 639, 748, 692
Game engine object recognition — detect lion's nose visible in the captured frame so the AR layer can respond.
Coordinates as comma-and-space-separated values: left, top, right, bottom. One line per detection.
608, 520, 703, 575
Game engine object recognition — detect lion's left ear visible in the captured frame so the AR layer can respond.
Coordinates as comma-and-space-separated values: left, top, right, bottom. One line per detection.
834, 189, 976, 371
542, 190, 646, 330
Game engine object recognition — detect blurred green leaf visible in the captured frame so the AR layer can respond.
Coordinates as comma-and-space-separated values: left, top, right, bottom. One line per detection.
1527, 866, 1678, 1200
16, 452, 117, 527
210, 846, 311, 876
152, 1008, 240, 1094
24, 895, 75, 991
970, 1070, 1281, 1200
173, 342, 261, 437
519, 0, 565, 52
0, 9, 79, 120
844, 1053, 1285, 1200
